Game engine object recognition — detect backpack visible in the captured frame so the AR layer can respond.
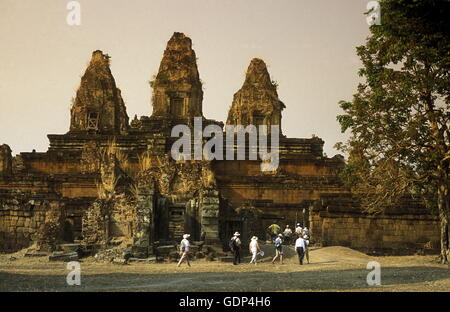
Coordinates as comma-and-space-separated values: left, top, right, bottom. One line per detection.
229, 238, 236, 250
275, 239, 282, 248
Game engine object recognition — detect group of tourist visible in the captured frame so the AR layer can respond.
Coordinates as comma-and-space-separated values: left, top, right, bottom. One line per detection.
176, 224, 311, 267
268, 223, 309, 243
229, 229, 310, 266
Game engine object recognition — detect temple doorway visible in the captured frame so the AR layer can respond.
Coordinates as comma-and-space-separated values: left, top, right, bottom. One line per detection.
168, 205, 186, 240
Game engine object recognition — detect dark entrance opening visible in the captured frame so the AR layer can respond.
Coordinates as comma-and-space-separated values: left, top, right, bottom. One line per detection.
62, 219, 74, 243
168, 206, 185, 240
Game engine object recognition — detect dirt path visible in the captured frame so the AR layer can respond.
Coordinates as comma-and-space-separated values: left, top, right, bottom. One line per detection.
0, 246, 449, 292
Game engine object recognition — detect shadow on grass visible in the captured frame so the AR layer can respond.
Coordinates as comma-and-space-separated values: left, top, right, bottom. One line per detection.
0, 265, 449, 292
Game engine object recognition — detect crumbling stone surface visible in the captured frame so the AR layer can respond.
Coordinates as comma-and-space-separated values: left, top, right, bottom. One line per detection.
81, 200, 110, 246
0, 144, 13, 177
0, 190, 66, 252
80, 141, 101, 174
226, 58, 285, 129
36, 201, 65, 252
93, 246, 130, 263
82, 194, 138, 245
70, 50, 129, 134
151, 32, 203, 118
138, 156, 217, 198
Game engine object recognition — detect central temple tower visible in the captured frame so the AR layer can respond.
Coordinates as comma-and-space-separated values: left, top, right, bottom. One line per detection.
150, 32, 203, 120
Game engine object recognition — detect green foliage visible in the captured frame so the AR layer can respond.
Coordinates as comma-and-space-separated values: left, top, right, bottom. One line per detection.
337, 0, 450, 212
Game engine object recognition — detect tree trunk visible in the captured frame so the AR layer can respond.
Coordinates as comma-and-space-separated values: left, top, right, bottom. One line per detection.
437, 181, 449, 264
423, 87, 449, 264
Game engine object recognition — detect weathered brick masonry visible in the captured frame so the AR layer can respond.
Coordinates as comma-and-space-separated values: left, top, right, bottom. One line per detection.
0, 32, 440, 255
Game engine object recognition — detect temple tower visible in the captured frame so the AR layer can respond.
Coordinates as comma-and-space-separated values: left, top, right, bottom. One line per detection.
69, 50, 129, 134
150, 32, 203, 119
226, 58, 285, 131
0, 144, 12, 177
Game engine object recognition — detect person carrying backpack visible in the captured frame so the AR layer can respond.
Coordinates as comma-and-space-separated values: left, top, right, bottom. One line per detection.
229, 232, 242, 265
271, 234, 284, 264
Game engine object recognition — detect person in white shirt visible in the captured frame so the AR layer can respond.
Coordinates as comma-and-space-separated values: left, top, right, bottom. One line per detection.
295, 224, 303, 237
303, 227, 310, 237
295, 234, 306, 265
177, 234, 191, 267
283, 225, 293, 244
249, 236, 261, 265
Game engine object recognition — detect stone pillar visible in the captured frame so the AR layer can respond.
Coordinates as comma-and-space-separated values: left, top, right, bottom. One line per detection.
134, 186, 154, 257
200, 189, 220, 244
0, 144, 12, 177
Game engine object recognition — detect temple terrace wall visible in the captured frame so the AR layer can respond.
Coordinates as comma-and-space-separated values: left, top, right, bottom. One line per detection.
310, 211, 440, 255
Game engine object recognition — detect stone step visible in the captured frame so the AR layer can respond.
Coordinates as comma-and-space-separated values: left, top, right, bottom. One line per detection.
24, 249, 49, 257
59, 243, 80, 253
156, 245, 176, 255
128, 257, 157, 263
48, 251, 78, 262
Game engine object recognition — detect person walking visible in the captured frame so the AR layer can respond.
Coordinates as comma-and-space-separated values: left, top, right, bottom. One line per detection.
229, 231, 242, 265
271, 234, 284, 264
304, 234, 310, 264
249, 236, 261, 265
295, 234, 306, 265
267, 223, 281, 241
177, 234, 191, 267
303, 226, 310, 237
295, 223, 303, 241
283, 225, 292, 244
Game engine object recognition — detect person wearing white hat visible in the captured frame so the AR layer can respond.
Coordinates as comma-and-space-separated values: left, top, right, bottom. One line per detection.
295, 233, 306, 265
303, 227, 310, 237
177, 234, 191, 267
304, 234, 310, 264
229, 232, 242, 265
295, 223, 303, 241
249, 236, 261, 265
283, 225, 293, 244
271, 234, 284, 264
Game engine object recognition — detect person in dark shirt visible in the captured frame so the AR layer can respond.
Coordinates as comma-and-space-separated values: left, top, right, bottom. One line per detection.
230, 232, 242, 265
271, 234, 284, 264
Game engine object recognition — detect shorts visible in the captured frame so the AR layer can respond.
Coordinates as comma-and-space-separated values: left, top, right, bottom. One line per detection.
275, 247, 283, 255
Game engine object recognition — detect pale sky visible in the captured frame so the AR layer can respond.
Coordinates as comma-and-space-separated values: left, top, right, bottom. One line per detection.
0, 0, 371, 156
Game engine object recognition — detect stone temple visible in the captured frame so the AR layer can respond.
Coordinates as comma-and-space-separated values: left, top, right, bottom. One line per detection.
0, 32, 440, 257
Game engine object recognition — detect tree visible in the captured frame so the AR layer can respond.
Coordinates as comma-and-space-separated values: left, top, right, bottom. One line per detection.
337, 0, 450, 263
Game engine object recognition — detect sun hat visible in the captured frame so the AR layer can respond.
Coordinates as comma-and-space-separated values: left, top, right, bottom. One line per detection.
234, 232, 240, 236
278, 234, 283, 237
183, 234, 190, 239
251, 236, 258, 240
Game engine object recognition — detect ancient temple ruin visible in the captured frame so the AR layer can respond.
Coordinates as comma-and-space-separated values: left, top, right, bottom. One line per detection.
0, 32, 440, 257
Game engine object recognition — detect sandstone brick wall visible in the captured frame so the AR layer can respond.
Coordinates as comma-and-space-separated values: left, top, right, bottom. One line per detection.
310, 212, 440, 255
0, 195, 50, 251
